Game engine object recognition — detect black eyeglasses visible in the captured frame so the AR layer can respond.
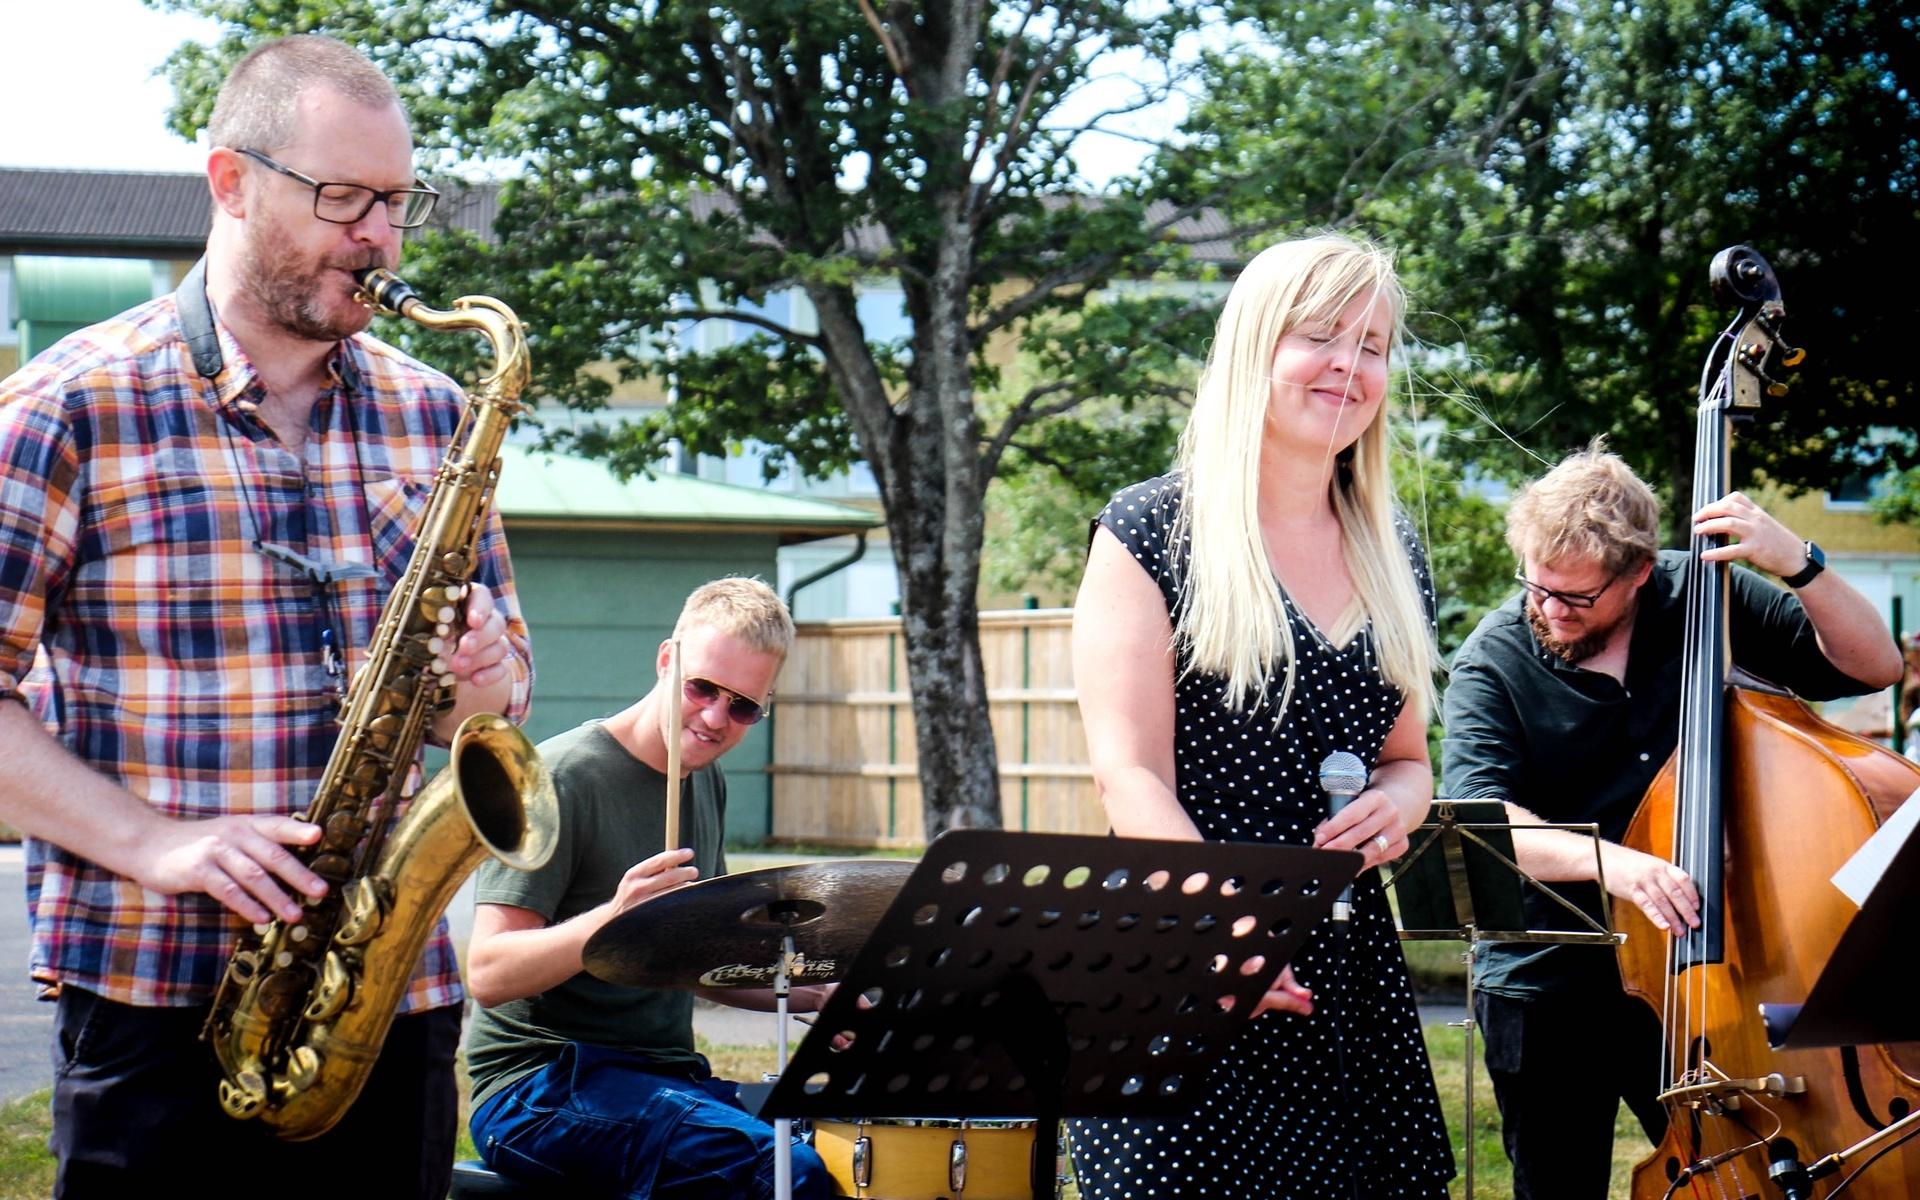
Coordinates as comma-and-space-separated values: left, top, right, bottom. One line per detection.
684, 677, 769, 726
1513, 569, 1621, 610
236, 148, 440, 229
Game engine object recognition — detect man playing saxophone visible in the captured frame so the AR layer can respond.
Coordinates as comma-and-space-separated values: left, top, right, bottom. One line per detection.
0, 34, 529, 1198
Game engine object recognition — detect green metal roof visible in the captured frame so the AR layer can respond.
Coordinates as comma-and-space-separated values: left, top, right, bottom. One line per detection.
493, 444, 880, 541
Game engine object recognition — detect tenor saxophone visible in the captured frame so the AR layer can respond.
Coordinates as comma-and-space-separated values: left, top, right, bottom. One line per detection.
203, 269, 559, 1140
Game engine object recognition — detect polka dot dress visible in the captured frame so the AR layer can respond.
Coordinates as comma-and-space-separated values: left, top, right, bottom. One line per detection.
1069, 475, 1456, 1199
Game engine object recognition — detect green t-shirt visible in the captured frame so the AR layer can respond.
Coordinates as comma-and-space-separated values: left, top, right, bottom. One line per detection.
464, 720, 729, 1110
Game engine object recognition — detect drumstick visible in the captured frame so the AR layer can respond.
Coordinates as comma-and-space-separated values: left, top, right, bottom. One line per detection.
661, 637, 683, 850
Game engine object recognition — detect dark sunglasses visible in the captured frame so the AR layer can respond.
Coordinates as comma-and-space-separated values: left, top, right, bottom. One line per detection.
1513, 569, 1621, 610
683, 676, 768, 725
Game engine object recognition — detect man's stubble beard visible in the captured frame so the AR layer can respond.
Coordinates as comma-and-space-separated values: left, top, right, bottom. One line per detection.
238, 214, 383, 344
1526, 601, 1628, 666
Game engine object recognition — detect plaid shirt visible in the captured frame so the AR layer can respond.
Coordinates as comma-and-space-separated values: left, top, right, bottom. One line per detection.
0, 287, 532, 1009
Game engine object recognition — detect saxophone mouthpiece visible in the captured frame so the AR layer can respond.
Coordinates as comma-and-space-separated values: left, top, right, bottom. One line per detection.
353, 268, 419, 317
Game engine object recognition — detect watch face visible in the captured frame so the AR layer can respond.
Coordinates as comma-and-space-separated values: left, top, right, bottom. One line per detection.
1806, 541, 1825, 568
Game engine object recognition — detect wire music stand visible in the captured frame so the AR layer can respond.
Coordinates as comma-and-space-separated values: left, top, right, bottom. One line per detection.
760, 829, 1362, 1200
1386, 800, 1624, 1199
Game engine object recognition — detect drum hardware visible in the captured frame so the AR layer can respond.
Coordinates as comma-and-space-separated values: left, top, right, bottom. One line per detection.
584, 859, 917, 1200
774, 916, 799, 1200
582, 859, 916, 988
813, 1116, 1048, 1199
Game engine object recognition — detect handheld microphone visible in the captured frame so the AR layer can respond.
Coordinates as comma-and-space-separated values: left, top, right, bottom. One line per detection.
1319, 750, 1369, 929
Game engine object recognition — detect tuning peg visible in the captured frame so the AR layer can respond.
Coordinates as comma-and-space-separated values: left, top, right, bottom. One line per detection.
1753, 304, 1806, 370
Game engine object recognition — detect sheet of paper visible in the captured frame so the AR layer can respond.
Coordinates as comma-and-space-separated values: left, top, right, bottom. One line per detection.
1831, 785, 1920, 907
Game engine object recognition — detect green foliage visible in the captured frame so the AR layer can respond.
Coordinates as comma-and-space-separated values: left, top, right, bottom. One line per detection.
1871, 467, 1920, 528
1251, 2, 1912, 522
151, 0, 1219, 486
1394, 429, 1517, 665
1200, 0, 1920, 528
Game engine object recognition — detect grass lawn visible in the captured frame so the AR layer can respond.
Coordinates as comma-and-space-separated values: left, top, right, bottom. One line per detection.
0, 1025, 1651, 1200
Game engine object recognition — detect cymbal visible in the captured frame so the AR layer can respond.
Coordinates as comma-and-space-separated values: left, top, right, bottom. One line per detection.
582, 859, 916, 989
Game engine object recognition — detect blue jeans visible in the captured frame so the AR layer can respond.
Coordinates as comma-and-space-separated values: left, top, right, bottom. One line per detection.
471, 1044, 830, 1199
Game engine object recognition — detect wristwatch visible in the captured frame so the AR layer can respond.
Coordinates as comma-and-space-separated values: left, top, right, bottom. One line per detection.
1781, 540, 1826, 588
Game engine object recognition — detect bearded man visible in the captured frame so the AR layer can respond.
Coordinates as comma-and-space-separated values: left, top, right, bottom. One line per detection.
1439, 440, 1901, 1200
0, 34, 529, 1196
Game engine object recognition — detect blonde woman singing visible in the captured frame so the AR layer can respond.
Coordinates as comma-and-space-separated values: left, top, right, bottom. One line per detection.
1069, 234, 1455, 1198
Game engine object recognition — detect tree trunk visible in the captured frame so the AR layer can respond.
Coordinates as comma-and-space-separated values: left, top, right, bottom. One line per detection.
885, 196, 1003, 838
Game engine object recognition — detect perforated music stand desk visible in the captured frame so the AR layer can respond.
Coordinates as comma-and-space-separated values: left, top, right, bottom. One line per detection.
1386, 799, 1623, 1199
760, 829, 1361, 1200
1762, 789, 1920, 1050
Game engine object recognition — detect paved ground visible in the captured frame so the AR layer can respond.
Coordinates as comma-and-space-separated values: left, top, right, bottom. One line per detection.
0, 847, 49, 1102
0, 847, 1468, 1102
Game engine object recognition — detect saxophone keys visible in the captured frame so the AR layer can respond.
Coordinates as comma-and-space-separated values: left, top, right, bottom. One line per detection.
301, 953, 353, 1024
228, 948, 264, 984
322, 812, 367, 851
219, 1070, 270, 1120
309, 853, 353, 884
333, 877, 386, 946
284, 1045, 324, 1094
257, 968, 308, 1019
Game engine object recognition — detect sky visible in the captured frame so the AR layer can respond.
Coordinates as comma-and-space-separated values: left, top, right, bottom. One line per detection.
2, 1, 219, 174
0, 0, 1165, 183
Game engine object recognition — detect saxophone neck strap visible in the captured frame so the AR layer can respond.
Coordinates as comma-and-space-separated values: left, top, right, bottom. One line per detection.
175, 256, 224, 380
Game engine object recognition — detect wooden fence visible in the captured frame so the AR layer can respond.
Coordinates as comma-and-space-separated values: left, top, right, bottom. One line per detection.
769, 608, 1105, 846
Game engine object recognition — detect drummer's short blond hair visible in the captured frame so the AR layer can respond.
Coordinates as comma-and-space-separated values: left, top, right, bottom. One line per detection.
675, 577, 795, 660
1506, 439, 1661, 575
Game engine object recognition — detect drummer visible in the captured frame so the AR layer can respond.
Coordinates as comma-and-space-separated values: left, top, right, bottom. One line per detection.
464, 577, 832, 1198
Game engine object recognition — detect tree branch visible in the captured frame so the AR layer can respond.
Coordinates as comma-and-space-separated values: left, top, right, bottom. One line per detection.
668, 308, 824, 347
856, 0, 913, 93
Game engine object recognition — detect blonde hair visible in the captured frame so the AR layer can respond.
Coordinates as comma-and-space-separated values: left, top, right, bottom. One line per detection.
674, 577, 795, 659
1505, 439, 1661, 575
209, 35, 403, 152
1173, 233, 1436, 721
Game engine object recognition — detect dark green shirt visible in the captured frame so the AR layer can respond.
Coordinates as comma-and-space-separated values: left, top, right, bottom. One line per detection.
464, 720, 728, 1110
1440, 550, 1871, 998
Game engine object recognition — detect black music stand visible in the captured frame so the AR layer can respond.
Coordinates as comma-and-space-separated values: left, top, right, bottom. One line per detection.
1747, 794, 1920, 1193
1761, 793, 1920, 1050
760, 829, 1361, 1200
1386, 800, 1624, 1199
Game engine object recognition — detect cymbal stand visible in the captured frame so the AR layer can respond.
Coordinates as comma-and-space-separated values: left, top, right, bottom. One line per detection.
773, 914, 797, 1200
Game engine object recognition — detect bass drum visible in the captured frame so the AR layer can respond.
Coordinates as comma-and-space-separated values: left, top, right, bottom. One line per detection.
812, 1116, 1052, 1199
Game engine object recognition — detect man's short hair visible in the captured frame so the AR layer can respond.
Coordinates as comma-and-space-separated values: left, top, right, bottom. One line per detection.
1505, 439, 1662, 575
208, 34, 403, 152
674, 577, 795, 660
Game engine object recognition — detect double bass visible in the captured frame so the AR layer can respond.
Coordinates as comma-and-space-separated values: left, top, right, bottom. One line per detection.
1622, 246, 1920, 1198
